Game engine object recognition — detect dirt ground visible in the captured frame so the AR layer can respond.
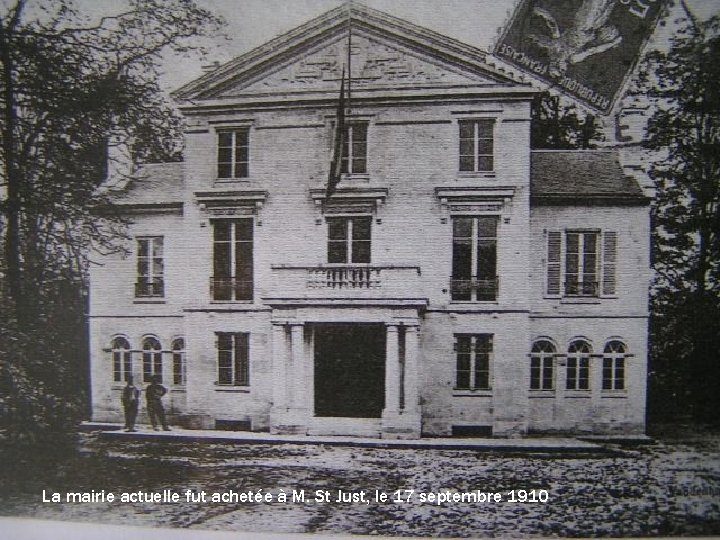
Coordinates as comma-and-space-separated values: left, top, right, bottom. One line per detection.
1, 426, 719, 537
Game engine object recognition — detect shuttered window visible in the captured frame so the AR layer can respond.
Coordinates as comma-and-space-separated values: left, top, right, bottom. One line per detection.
545, 230, 617, 297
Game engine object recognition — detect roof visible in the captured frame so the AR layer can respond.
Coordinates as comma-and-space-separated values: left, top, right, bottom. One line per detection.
108, 162, 183, 207
530, 150, 648, 205
172, 3, 529, 102
108, 152, 647, 209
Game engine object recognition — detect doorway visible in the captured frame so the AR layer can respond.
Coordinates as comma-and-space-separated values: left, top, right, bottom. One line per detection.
314, 323, 385, 418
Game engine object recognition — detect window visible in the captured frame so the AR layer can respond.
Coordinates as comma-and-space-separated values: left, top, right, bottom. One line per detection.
459, 119, 494, 172
327, 216, 371, 263
217, 129, 249, 179
603, 340, 627, 391
212, 219, 253, 301
341, 123, 367, 174
530, 340, 555, 390
111, 337, 132, 383
136, 237, 164, 297
451, 216, 498, 301
142, 336, 162, 383
455, 334, 492, 390
546, 230, 617, 297
217, 332, 249, 386
566, 340, 591, 390
171, 338, 186, 386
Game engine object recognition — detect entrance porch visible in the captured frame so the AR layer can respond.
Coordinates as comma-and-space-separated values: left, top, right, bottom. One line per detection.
267, 305, 423, 439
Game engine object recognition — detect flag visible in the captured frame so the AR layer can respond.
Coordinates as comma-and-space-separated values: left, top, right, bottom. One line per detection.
326, 67, 346, 200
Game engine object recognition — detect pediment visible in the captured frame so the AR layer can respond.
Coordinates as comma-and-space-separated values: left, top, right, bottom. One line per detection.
174, 4, 527, 101
215, 33, 500, 97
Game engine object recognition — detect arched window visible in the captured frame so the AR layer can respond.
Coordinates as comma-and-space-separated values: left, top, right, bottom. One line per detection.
567, 340, 591, 390
171, 338, 186, 386
142, 337, 162, 383
603, 340, 627, 391
530, 340, 555, 390
111, 337, 132, 383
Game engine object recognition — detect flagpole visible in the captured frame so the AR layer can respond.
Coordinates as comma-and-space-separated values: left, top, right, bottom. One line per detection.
346, 0, 352, 115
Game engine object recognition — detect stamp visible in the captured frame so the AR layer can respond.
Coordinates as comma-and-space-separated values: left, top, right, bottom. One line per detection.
495, 0, 667, 113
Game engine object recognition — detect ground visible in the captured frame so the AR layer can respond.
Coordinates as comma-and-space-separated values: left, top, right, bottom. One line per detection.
1, 426, 719, 537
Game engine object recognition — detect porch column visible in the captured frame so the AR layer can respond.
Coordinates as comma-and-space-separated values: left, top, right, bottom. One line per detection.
403, 325, 419, 415
290, 323, 307, 411
271, 323, 288, 412
383, 324, 400, 416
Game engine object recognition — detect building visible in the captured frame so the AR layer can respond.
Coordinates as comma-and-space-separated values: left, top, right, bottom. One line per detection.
89, 4, 651, 438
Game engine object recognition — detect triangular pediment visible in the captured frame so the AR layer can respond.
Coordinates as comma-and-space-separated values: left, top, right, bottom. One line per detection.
174, 4, 528, 101
214, 32, 501, 97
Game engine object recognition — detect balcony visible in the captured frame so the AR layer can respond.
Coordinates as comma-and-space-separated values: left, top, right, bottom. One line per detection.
265, 264, 424, 304
450, 278, 498, 302
564, 281, 599, 297
210, 277, 253, 301
135, 279, 164, 298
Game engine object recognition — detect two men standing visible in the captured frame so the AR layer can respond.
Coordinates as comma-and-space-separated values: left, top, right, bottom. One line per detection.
121, 375, 170, 432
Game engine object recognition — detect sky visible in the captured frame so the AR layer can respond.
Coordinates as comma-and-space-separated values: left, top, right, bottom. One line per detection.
9, 0, 720, 101
167, 0, 720, 90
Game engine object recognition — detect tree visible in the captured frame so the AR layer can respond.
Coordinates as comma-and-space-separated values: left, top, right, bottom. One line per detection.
641, 8, 720, 422
0, 0, 223, 452
531, 91, 603, 149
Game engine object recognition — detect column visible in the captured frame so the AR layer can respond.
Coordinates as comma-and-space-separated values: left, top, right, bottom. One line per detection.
403, 325, 419, 415
290, 323, 307, 412
271, 323, 287, 413
383, 324, 400, 417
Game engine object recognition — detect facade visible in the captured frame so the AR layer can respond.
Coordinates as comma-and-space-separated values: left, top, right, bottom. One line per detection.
89, 5, 651, 438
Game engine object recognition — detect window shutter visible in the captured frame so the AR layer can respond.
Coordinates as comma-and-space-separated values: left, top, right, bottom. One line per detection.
546, 231, 562, 296
602, 231, 617, 295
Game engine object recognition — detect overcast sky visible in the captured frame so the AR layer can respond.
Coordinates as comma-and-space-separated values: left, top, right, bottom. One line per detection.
10, 0, 720, 95
29, 0, 710, 91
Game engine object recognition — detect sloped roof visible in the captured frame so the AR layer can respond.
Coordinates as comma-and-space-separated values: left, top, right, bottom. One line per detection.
530, 150, 648, 205
109, 162, 183, 206
173, 3, 529, 101
108, 152, 647, 208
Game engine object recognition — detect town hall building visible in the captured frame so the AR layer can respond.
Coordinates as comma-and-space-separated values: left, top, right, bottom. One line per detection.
89, 4, 651, 438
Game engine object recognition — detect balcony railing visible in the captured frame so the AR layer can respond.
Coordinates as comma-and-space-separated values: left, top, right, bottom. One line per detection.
307, 267, 381, 289
210, 277, 253, 301
564, 281, 599, 297
450, 278, 498, 301
266, 264, 422, 300
135, 279, 164, 298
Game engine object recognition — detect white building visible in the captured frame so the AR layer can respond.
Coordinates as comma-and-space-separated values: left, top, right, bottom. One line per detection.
89, 4, 651, 438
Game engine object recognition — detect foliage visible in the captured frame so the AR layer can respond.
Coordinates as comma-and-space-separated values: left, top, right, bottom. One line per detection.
0, 0, 223, 452
641, 10, 720, 422
530, 91, 603, 149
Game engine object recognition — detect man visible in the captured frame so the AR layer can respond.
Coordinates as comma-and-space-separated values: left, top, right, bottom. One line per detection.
146, 375, 170, 431
121, 376, 140, 432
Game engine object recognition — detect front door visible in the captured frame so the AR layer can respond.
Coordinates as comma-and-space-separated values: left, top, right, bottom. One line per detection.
314, 324, 385, 418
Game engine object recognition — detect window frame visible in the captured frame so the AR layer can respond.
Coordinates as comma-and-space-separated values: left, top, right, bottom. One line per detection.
451, 215, 499, 302
530, 340, 556, 391
566, 340, 591, 391
545, 229, 617, 299
458, 118, 495, 173
171, 338, 186, 386
455, 334, 493, 391
565, 230, 599, 297
141, 336, 163, 384
217, 128, 250, 180
602, 340, 627, 392
326, 215, 372, 264
340, 122, 368, 175
216, 332, 250, 387
135, 236, 164, 298
211, 219, 254, 302
111, 336, 132, 383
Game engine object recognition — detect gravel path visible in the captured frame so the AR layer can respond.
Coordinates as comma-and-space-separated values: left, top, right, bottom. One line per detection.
1, 428, 719, 537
